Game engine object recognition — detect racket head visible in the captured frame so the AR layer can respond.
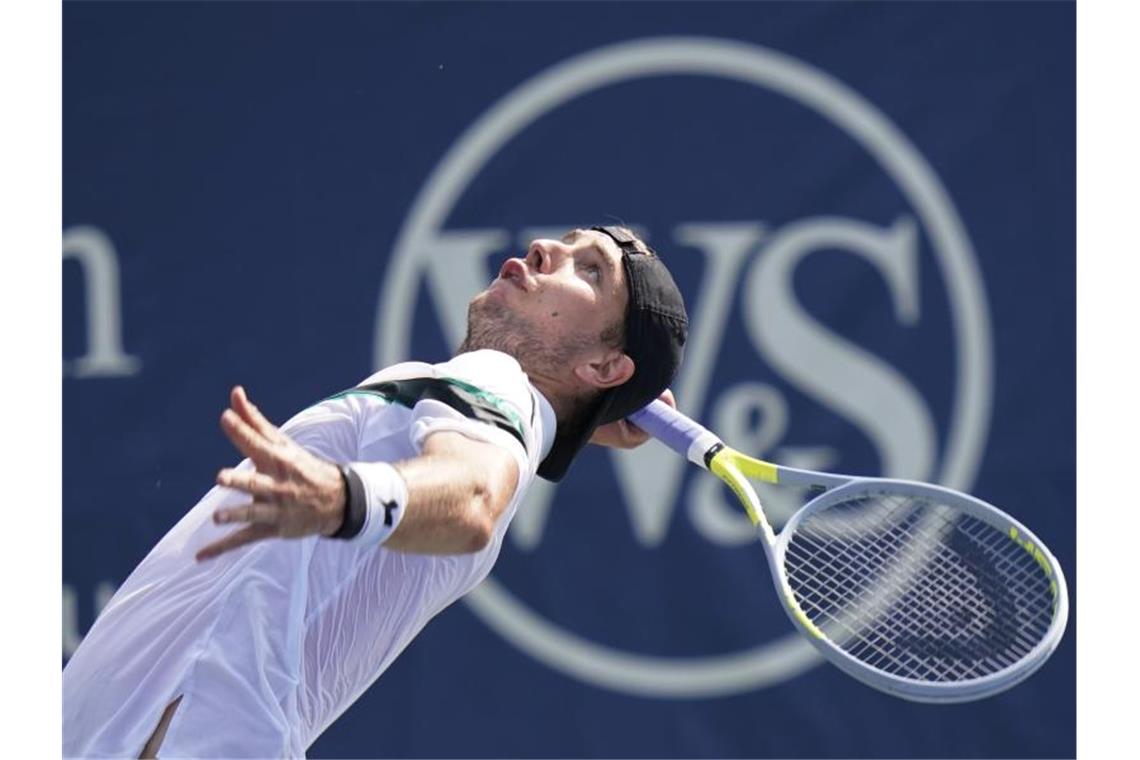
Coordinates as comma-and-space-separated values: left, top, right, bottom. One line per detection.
771, 478, 1069, 703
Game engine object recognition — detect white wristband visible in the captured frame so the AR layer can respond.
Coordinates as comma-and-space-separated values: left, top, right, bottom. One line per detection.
342, 461, 409, 545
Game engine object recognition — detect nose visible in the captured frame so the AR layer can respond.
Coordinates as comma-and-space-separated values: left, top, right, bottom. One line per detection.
527, 239, 566, 274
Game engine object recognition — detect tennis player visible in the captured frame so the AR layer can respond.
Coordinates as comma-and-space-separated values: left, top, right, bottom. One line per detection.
62, 226, 688, 758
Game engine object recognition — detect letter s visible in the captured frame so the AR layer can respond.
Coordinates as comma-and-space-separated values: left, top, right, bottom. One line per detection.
743, 216, 936, 480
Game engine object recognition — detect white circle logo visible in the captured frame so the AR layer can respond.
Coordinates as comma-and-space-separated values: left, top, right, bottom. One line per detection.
376, 37, 992, 698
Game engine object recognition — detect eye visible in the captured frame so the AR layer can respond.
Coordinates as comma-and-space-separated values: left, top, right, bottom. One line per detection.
579, 261, 602, 283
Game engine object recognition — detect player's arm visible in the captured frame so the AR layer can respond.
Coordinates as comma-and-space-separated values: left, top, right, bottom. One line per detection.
385, 430, 518, 554
195, 386, 518, 560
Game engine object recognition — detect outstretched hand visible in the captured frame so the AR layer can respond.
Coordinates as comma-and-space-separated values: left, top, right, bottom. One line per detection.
195, 387, 346, 561
588, 389, 676, 450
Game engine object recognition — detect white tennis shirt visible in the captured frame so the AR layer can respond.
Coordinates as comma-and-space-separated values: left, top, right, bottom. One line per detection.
62, 350, 556, 758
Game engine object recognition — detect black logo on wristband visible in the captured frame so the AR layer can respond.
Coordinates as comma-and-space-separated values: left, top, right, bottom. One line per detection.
382, 500, 399, 527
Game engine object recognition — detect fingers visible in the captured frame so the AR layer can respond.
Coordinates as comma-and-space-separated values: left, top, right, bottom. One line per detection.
616, 419, 650, 446
590, 418, 650, 449
220, 408, 276, 469
622, 412, 651, 440
213, 501, 281, 526
195, 522, 277, 562
217, 467, 285, 501
231, 386, 284, 443
625, 388, 677, 439
200, 388, 313, 563
221, 386, 297, 474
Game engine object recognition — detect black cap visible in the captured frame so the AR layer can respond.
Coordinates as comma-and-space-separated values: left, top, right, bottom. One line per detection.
537, 226, 688, 481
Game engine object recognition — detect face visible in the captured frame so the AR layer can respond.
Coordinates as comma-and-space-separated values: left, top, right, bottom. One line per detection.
461, 228, 631, 389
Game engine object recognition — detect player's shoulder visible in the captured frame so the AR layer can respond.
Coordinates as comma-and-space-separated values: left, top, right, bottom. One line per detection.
354, 350, 535, 425
432, 350, 535, 419
354, 360, 435, 387
355, 350, 523, 384
351, 350, 552, 468
429, 351, 552, 478
433, 349, 526, 387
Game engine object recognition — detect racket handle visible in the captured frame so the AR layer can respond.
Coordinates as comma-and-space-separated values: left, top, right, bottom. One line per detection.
628, 400, 724, 470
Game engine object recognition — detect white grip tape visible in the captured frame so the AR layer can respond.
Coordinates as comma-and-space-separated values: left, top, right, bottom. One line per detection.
350, 461, 409, 545
686, 430, 722, 469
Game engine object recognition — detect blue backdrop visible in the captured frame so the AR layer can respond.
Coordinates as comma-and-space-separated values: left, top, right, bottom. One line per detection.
63, 2, 1075, 757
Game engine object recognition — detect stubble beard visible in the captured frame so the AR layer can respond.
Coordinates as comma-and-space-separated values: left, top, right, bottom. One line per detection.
458, 293, 610, 431
458, 294, 583, 381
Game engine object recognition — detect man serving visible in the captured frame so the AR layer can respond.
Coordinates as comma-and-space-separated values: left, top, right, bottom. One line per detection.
63, 226, 688, 758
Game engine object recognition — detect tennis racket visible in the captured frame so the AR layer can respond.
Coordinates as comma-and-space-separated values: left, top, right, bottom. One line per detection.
628, 400, 1069, 703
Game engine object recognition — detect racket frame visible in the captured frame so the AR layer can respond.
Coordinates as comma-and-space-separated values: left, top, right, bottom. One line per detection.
776, 472, 1066, 702
630, 401, 1070, 703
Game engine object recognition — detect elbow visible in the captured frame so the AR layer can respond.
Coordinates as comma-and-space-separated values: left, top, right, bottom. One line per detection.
464, 516, 493, 553
462, 480, 500, 553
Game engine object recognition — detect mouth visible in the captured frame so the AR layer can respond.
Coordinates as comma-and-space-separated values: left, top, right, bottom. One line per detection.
497, 258, 531, 291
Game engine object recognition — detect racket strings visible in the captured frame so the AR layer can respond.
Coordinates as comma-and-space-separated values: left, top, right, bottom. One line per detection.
782, 493, 1055, 683
788, 540, 1007, 682
806, 513, 1045, 681
791, 510, 1049, 681
786, 500, 981, 678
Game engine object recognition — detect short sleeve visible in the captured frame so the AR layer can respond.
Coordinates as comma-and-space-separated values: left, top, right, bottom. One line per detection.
431, 350, 536, 430
407, 398, 529, 481
344, 349, 550, 481
407, 350, 540, 481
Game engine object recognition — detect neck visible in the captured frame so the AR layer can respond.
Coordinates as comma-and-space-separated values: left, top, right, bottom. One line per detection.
525, 368, 580, 429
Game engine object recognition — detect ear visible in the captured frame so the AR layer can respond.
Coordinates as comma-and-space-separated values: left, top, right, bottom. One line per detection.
573, 350, 635, 390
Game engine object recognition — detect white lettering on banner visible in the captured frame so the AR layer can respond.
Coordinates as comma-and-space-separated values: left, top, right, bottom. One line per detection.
744, 216, 937, 483
425, 230, 511, 349
62, 581, 118, 659
63, 226, 142, 378
378, 37, 993, 698
62, 585, 81, 657
688, 382, 806, 545
608, 223, 761, 547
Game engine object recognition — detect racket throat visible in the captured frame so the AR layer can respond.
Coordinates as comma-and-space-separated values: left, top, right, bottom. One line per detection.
783, 589, 826, 640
